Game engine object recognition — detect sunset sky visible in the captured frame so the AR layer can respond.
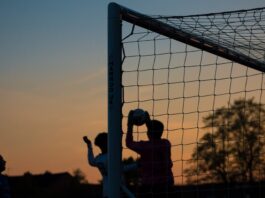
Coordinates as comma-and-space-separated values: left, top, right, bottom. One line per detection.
0, 0, 264, 184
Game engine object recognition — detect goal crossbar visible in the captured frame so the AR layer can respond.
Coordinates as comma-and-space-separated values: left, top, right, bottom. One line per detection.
119, 3, 265, 72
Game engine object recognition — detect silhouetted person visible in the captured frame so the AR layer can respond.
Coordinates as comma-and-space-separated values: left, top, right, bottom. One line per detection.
126, 110, 174, 198
83, 133, 136, 198
83, 132, 108, 198
0, 155, 11, 198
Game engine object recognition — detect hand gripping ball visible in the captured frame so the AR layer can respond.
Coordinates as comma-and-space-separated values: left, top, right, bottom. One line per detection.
132, 109, 146, 126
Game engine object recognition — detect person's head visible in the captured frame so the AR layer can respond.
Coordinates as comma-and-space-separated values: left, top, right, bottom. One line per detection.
94, 132, 108, 153
0, 155, 6, 173
146, 120, 164, 140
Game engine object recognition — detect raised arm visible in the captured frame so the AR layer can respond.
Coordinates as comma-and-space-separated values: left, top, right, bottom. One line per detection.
125, 110, 149, 153
83, 136, 97, 167
125, 110, 135, 149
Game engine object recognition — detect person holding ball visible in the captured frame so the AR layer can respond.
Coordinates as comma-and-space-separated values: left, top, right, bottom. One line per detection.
126, 109, 174, 198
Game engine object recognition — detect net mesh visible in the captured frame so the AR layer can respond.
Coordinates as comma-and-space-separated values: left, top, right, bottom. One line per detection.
121, 7, 265, 197
155, 7, 265, 63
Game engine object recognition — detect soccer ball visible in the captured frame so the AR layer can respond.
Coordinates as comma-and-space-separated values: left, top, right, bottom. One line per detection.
132, 108, 146, 126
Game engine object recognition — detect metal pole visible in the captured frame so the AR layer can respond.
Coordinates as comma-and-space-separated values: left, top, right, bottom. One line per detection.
108, 3, 122, 198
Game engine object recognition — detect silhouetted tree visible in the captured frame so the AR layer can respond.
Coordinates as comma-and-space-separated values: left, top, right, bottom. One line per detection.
185, 98, 265, 184
73, 168, 88, 184
228, 99, 265, 182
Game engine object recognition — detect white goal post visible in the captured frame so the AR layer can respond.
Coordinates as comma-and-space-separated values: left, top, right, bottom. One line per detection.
108, 3, 122, 198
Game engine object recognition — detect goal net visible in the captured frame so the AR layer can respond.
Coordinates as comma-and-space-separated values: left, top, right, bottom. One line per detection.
108, 3, 265, 198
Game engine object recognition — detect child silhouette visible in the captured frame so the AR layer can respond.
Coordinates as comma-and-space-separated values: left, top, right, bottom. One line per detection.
83, 132, 136, 198
83, 133, 108, 198
126, 110, 174, 197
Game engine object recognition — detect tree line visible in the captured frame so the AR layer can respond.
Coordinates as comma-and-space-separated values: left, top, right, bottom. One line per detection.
185, 98, 265, 184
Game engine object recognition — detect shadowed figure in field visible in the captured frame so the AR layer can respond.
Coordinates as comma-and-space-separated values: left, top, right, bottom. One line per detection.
126, 110, 174, 198
83, 133, 108, 198
83, 132, 136, 198
0, 155, 11, 198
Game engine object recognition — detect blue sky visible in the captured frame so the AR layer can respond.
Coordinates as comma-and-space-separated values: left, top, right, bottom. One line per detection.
0, 0, 264, 184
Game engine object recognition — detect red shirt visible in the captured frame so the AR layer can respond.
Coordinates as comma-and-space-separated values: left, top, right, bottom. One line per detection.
126, 136, 174, 186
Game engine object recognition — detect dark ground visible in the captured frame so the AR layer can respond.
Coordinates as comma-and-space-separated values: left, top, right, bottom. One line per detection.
8, 173, 265, 198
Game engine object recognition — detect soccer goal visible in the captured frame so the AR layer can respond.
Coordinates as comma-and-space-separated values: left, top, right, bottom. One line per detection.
108, 3, 265, 198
